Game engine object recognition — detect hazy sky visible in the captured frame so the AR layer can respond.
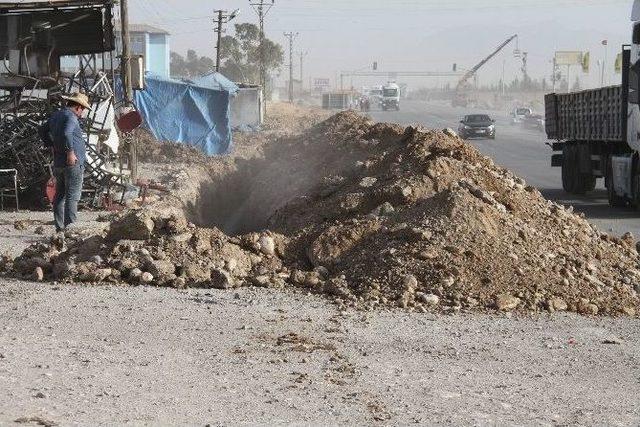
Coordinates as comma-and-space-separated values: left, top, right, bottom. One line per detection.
125, 0, 634, 89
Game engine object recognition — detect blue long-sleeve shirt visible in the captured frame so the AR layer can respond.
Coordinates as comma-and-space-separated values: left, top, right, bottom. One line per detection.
39, 108, 87, 168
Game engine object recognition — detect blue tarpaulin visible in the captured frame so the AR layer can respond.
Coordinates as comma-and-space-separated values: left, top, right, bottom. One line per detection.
134, 73, 233, 155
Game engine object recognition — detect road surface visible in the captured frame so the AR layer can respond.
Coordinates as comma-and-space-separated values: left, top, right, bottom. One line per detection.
370, 100, 640, 238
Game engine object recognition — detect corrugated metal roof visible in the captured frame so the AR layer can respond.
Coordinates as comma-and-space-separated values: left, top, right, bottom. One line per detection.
0, 1, 112, 13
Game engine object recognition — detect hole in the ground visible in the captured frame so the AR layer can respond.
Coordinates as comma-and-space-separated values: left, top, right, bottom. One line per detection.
191, 135, 366, 236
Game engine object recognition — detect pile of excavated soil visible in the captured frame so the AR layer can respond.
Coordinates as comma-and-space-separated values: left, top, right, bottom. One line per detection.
5, 111, 640, 316
262, 102, 330, 133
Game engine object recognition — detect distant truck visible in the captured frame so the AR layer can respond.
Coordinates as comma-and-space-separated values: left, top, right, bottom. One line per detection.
381, 82, 400, 111
544, 1, 640, 206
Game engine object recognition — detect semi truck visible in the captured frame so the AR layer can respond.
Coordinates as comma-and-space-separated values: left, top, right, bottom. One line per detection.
544, 1, 640, 207
381, 82, 400, 111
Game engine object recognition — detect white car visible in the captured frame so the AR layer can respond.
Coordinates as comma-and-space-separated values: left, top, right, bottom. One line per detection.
510, 107, 532, 125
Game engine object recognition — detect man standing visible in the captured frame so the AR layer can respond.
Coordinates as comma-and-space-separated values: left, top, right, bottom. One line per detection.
39, 92, 91, 232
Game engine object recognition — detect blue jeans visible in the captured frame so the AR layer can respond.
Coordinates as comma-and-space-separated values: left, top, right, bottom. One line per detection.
53, 164, 84, 232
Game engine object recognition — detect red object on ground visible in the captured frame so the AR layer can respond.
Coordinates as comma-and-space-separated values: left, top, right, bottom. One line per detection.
45, 176, 56, 203
117, 111, 143, 133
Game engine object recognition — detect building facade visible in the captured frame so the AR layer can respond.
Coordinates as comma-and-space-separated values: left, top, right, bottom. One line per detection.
115, 24, 170, 78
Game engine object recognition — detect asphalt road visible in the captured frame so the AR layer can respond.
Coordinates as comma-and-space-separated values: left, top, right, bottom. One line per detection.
370, 100, 640, 238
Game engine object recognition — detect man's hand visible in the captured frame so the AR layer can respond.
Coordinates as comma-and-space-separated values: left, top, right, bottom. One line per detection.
66, 150, 78, 166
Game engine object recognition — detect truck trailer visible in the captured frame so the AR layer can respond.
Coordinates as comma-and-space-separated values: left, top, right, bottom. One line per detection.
543, 0, 640, 208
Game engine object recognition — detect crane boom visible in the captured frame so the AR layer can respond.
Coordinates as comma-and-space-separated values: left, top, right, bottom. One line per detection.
456, 34, 518, 90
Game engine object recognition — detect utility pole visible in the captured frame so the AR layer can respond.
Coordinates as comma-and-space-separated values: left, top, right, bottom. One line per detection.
298, 51, 308, 88
249, 0, 275, 93
214, 9, 239, 73
283, 32, 298, 103
215, 10, 223, 73
120, 0, 136, 180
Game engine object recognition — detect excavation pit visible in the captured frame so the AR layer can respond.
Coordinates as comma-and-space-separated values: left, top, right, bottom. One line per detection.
8, 111, 640, 317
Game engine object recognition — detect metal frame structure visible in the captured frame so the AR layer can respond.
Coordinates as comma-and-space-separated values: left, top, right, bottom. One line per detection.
0, 0, 133, 207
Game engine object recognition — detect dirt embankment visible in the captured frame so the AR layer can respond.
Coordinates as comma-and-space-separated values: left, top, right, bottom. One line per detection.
4, 110, 639, 317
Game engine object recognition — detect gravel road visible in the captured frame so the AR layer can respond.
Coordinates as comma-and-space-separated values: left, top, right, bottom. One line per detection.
0, 132, 639, 425
1, 264, 639, 425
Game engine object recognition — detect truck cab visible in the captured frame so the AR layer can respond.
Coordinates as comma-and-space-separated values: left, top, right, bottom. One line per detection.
381, 82, 400, 111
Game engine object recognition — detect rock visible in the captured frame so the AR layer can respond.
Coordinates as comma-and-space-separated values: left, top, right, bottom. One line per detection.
33, 266, 44, 282
165, 213, 188, 234
546, 297, 568, 312
53, 260, 73, 279
258, 235, 276, 256
417, 292, 440, 306
303, 272, 322, 288
402, 274, 418, 291
182, 263, 211, 284
412, 228, 433, 240
173, 277, 187, 289
210, 268, 234, 289
89, 255, 103, 265
145, 259, 175, 279
443, 128, 457, 138
577, 299, 599, 315
226, 258, 238, 273
370, 202, 395, 217
359, 177, 377, 188
622, 307, 636, 316
86, 268, 112, 283
291, 270, 306, 284
108, 211, 155, 241
440, 276, 455, 287
252, 275, 271, 287
495, 294, 520, 311
140, 272, 154, 283
129, 268, 143, 280
417, 250, 438, 260
621, 231, 634, 246
34, 226, 46, 235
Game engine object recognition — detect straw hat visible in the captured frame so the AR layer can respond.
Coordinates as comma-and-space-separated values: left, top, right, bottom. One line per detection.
61, 92, 92, 110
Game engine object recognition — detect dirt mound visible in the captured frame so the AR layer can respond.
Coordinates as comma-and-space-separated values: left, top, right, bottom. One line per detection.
8, 207, 288, 291
6, 111, 640, 317
262, 102, 330, 133
262, 113, 639, 316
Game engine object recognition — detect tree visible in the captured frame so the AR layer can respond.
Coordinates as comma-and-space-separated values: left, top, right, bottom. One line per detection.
170, 51, 186, 77
218, 22, 284, 88
170, 50, 216, 78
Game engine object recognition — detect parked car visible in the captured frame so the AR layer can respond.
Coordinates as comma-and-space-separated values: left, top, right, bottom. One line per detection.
510, 107, 532, 125
521, 113, 545, 132
458, 114, 496, 140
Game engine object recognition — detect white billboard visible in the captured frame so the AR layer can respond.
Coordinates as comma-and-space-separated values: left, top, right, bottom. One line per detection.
555, 51, 583, 66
